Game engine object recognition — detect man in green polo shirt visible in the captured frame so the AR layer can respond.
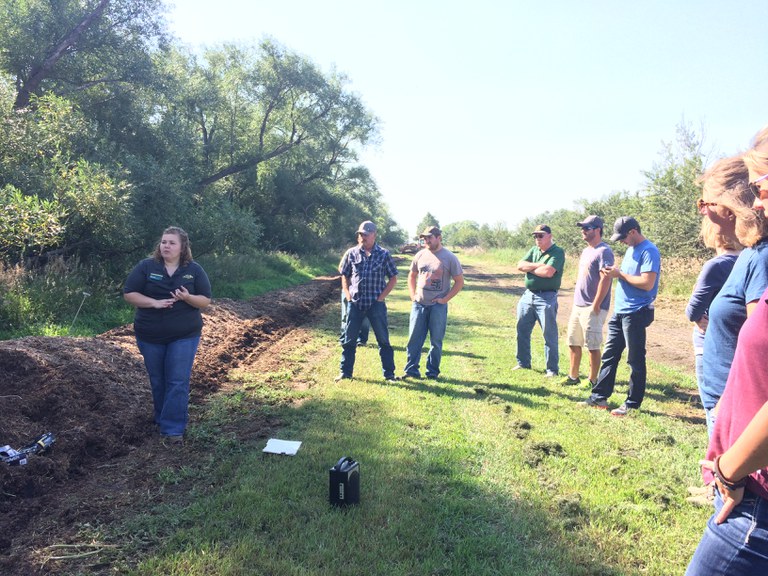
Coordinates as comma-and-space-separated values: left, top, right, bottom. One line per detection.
514, 224, 566, 377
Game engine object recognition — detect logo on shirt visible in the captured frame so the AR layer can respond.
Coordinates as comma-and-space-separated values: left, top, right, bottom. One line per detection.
149, 273, 163, 281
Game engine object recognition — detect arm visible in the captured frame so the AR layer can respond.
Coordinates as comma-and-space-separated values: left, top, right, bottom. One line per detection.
517, 259, 538, 273
377, 274, 397, 301
747, 300, 759, 317
532, 263, 558, 278
434, 274, 464, 304
591, 274, 612, 314
124, 291, 176, 309
341, 275, 351, 302
603, 267, 657, 291
702, 400, 768, 523
408, 269, 418, 300
171, 286, 211, 309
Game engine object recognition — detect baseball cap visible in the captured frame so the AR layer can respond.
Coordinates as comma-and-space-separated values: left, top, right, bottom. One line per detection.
419, 226, 441, 238
532, 224, 551, 235
356, 221, 377, 235
610, 216, 639, 242
576, 215, 604, 229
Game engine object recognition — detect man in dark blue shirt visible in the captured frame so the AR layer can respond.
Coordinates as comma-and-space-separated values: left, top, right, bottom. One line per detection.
338, 221, 399, 382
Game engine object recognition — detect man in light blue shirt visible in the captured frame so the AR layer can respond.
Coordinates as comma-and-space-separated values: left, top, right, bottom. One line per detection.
579, 216, 661, 416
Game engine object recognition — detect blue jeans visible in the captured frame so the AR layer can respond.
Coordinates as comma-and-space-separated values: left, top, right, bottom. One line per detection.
340, 301, 395, 379
404, 302, 448, 378
589, 307, 654, 408
686, 489, 768, 575
516, 290, 559, 374
340, 294, 369, 344
136, 335, 200, 436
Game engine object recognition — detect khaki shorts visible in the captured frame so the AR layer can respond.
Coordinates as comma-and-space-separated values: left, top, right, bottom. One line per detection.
566, 305, 608, 350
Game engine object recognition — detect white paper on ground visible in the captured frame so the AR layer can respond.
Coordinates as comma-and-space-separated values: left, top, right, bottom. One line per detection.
262, 438, 302, 456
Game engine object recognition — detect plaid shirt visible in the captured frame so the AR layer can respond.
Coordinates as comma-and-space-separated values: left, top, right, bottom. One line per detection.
341, 243, 398, 311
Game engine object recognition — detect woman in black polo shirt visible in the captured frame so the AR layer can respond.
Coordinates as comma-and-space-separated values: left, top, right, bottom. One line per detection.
124, 227, 211, 445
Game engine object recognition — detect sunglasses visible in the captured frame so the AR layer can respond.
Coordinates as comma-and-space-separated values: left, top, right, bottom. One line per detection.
696, 198, 718, 210
749, 173, 768, 198
532, 233, 547, 239
580, 226, 598, 231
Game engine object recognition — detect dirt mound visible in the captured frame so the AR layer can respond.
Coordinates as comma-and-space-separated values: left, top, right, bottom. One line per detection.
0, 277, 338, 574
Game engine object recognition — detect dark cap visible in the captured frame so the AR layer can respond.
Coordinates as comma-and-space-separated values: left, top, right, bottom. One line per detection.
576, 215, 604, 229
610, 216, 639, 242
419, 226, 441, 238
356, 220, 377, 235
532, 224, 551, 235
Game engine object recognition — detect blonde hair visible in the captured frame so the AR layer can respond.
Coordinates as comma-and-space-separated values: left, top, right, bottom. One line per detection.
698, 155, 765, 249
743, 125, 768, 175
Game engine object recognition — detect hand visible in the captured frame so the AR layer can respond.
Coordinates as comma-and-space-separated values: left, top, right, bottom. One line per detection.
153, 298, 176, 309
171, 286, 190, 302
700, 458, 744, 524
695, 315, 709, 334
601, 266, 620, 279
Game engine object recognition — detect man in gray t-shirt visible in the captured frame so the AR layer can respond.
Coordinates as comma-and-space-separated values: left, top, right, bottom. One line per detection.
563, 215, 614, 387
403, 226, 464, 380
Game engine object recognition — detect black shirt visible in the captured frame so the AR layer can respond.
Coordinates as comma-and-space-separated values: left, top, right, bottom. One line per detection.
123, 258, 212, 344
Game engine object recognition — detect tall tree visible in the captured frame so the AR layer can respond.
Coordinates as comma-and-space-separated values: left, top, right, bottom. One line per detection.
0, 0, 168, 110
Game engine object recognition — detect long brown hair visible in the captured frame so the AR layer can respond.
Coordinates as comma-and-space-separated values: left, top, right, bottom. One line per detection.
151, 226, 193, 265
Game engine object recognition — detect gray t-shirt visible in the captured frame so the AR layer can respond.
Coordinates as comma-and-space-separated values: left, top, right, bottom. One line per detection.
573, 242, 614, 309
411, 247, 463, 305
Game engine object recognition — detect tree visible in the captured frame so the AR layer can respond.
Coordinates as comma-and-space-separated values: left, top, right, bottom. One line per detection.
0, 0, 168, 110
415, 213, 441, 239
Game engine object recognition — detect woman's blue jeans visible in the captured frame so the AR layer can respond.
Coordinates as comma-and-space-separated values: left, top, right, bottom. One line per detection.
686, 489, 768, 575
136, 335, 200, 436
516, 290, 559, 374
404, 302, 448, 378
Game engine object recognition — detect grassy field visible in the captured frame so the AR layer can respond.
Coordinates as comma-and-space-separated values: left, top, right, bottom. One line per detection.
115, 249, 708, 576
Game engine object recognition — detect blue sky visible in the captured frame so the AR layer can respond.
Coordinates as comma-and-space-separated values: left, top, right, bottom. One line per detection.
167, 1, 767, 238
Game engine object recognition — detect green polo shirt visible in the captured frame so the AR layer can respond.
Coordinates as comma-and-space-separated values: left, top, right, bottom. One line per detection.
522, 243, 565, 292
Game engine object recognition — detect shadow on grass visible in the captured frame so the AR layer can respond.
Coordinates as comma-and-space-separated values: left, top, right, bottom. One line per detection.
135, 390, 623, 576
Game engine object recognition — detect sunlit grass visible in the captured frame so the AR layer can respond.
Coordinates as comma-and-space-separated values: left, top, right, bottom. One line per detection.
110, 251, 710, 576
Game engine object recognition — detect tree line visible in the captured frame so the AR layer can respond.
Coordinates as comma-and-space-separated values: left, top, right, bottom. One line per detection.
0, 0, 405, 276
438, 124, 710, 259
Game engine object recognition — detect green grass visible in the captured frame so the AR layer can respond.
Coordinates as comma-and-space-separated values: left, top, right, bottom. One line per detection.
98, 250, 710, 576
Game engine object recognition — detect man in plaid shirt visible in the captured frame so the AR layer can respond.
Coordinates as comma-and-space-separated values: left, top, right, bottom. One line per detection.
337, 220, 399, 382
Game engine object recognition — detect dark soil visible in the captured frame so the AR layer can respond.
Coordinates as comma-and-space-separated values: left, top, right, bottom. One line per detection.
0, 277, 338, 575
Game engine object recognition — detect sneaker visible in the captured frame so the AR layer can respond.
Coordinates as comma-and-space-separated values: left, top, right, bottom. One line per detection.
384, 376, 402, 384
578, 396, 608, 409
610, 403, 636, 417
334, 373, 352, 382
512, 364, 530, 371
561, 376, 581, 386
401, 373, 421, 380
544, 370, 558, 378
161, 435, 184, 447
426, 374, 439, 381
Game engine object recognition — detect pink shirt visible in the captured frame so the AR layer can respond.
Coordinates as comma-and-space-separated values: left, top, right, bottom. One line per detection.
704, 286, 768, 499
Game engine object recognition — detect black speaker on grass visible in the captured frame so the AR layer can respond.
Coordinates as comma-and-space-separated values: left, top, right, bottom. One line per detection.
329, 456, 360, 507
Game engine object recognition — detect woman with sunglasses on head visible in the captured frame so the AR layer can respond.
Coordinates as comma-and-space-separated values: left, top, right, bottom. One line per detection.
686, 157, 751, 441
686, 128, 768, 575
699, 150, 768, 429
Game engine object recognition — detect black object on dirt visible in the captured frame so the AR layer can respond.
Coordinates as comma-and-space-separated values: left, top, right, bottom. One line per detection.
0, 432, 56, 466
